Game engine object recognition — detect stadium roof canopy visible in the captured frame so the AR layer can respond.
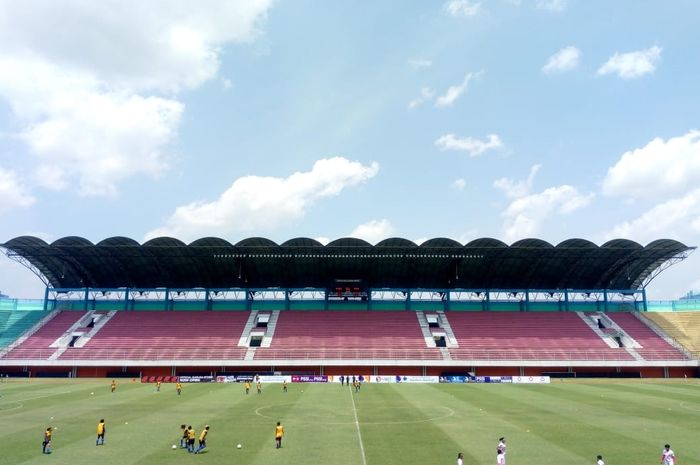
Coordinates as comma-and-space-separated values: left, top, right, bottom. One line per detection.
0, 236, 694, 291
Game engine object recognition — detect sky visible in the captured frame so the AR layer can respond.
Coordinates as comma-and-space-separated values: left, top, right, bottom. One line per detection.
0, 0, 699, 300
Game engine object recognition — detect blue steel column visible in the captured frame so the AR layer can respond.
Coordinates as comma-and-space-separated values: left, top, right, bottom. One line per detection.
525, 290, 530, 312
406, 290, 411, 311
642, 288, 648, 312
285, 290, 290, 311
43, 287, 49, 311
83, 288, 89, 311
603, 290, 609, 313
164, 288, 170, 311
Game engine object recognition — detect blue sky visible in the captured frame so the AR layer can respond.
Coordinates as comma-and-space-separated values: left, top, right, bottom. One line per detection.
0, 0, 699, 299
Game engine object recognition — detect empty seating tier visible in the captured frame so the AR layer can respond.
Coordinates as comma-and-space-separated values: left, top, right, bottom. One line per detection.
255, 311, 441, 360
3, 311, 86, 359
641, 312, 700, 356
448, 312, 633, 361
607, 313, 688, 360
57, 311, 250, 361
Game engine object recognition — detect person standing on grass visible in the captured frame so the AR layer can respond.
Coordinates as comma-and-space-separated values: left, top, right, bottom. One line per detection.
187, 425, 196, 453
245, 381, 251, 395
497, 448, 506, 465
282, 380, 288, 393
180, 424, 187, 448
176, 382, 182, 395
111, 379, 116, 393
257, 380, 262, 395
156, 380, 161, 392
96, 419, 106, 446
498, 437, 506, 455
661, 444, 676, 465
597, 455, 605, 465
194, 425, 209, 454
42, 427, 52, 454
275, 421, 284, 449
340, 375, 344, 386
457, 452, 464, 465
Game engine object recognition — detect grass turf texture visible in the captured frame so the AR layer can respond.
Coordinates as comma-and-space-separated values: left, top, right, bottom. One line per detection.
0, 379, 698, 465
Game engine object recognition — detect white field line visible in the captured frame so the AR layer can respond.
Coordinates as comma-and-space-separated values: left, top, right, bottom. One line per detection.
349, 386, 368, 465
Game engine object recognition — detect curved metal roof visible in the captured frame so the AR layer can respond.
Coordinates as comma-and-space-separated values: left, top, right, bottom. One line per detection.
0, 236, 693, 290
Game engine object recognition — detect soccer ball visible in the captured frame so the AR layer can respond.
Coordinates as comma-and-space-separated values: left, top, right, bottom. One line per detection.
172, 445, 177, 449
237, 444, 242, 449
90, 392, 94, 395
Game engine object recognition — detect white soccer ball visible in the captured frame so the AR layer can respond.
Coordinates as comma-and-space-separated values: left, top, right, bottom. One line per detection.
237, 444, 242, 449
172, 445, 177, 449
91, 392, 94, 395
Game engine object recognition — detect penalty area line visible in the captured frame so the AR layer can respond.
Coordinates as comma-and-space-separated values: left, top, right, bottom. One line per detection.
349, 386, 368, 465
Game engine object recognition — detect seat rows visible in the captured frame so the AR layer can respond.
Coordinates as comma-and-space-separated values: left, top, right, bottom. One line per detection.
642, 312, 700, 356
3, 311, 86, 359
448, 312, 630, 361
607, 313, 688, 360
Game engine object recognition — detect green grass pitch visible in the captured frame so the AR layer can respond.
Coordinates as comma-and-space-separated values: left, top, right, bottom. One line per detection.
0, 378, 698, 465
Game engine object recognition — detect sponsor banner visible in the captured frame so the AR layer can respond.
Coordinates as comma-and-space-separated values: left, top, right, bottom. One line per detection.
178, 375, 215, 383
291, 375, 328, 383
396, 375, 440, 384
330, 375, 369, 383
372, 376, 397, 384
216, 375, 255, 383
471, 376, 513, 384
258, 375, 292, 383
512, 376, 550, 384
440, 376, 469, 383
141, 375, 178, 383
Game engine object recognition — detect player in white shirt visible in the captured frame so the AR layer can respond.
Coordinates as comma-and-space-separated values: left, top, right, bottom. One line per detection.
497, 448, 506, 465
597, 455, 605, 465
498, 437, 506, 455
457, 452, 464, 465
661, 444, 675, 465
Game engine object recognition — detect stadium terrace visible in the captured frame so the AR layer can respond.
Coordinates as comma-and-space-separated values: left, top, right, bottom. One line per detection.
0, 236, 698, 379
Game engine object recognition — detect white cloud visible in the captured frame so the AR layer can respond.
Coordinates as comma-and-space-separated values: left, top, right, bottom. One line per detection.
408, 87, 434, 109
606, 188, 700, 243
597, 46, 662, 79
0, 166, 35, 212
494, 164, 540, 198
435, 72, 481, 108
501, 186, 594, 242
221, 78, 233, 90
408, 58, 432, 68
444, 0, 481, 17
456, 229, 479, 244
350, 219, 396, 244
495, 165, 593, 242
452, 178, 467, 190
0, 1, 272, 196
314, 236, 331, 245
435, 133, 503, 156
146, 157, 379, 241
536, 0, 567, 11
602, 130, 700, 201
542, 46, 580, 74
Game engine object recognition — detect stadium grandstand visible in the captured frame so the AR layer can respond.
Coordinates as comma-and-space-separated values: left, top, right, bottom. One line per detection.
0, 235, 698, 379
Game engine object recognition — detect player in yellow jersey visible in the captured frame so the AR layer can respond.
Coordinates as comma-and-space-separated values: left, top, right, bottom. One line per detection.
156, 380, 161, 392
42, 427, 52, 454
275, 421, 284, 449
176, 382, 182, 395
187, 425, 196, 453
282, 380, 287, 392
257, 380, 262, 394
194, 425, 209, 454
180, 424, 187, 448
110, 379, 116, 393
245, 381, 250, 395
96, 419, 106, 446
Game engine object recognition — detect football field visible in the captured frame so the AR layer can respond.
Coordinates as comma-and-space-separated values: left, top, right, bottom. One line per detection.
0, 378, 698, 465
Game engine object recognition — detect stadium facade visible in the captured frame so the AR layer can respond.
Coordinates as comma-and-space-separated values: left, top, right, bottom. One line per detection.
0, 236, 698, 379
